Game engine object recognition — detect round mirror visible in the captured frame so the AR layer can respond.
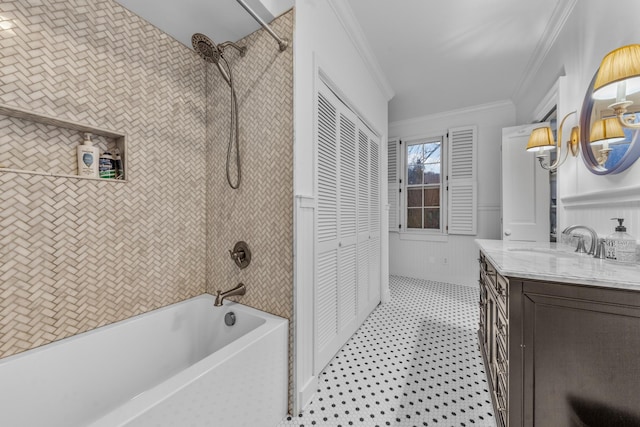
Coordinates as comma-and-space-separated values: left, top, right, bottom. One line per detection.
580, 72, 640, 174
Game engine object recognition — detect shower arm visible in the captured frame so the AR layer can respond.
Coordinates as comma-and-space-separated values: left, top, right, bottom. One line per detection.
218, 41, 247, 56
235, 0, 289, 51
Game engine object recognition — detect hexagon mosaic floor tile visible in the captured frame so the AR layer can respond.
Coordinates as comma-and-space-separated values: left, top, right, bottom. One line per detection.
277, 276, 496, 427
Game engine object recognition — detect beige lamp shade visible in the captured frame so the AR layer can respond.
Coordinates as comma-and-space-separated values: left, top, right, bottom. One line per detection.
526, 127, 556, 152
590, 117, 626, 145
593, 44, 640, 100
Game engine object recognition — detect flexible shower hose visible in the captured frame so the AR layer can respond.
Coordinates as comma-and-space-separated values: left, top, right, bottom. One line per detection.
220, 56, 241, 189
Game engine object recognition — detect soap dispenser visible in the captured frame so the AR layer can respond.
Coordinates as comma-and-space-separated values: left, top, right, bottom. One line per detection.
604, 218, 637, 264
77, 133, 100, 178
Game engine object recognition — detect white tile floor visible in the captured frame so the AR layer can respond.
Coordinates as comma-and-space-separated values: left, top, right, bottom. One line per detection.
277, 276, 496, 427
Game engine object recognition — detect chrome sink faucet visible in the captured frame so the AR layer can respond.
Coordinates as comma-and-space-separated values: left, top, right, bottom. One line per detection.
561, 225, 599, 256
214, 283, 246, 307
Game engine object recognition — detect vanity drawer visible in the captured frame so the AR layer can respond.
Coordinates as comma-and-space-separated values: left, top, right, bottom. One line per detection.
496, 310, 508, 365
495, 273, 509, 317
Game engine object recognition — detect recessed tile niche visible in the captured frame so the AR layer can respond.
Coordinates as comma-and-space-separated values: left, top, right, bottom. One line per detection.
0, 103, 127, 182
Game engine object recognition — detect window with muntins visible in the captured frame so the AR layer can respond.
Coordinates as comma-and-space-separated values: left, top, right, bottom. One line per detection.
406, 138, 442, 230
388, 125, 477, 237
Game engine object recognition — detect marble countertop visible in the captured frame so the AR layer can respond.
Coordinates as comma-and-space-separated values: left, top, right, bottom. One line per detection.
475, 239, 640, 292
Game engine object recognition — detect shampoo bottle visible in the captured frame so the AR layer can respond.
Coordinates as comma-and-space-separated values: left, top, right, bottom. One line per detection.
99, 151, 115, 179
77, 133, 99, 178
604, 218, 637, 264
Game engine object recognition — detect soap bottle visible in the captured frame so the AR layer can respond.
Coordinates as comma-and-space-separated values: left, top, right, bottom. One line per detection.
77, 133, 100, 178
604, 218, 637, 264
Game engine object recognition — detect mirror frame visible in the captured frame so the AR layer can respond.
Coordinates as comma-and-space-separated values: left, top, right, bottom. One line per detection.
580, 72, 640, 174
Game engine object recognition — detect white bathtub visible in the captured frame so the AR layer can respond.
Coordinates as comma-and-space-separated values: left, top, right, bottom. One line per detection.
0, 294, 288, 427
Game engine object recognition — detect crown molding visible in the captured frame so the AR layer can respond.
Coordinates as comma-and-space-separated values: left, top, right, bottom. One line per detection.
389, 99, 514, 131
512, 0, 578, 104
326, 0, 395, 101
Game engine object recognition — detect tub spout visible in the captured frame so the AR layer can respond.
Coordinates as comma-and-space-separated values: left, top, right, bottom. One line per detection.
214, 283, 246, 307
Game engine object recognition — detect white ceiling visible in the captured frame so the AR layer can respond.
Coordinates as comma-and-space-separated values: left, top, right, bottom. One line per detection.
346, 0, 565, 122
115, 0, 566, 123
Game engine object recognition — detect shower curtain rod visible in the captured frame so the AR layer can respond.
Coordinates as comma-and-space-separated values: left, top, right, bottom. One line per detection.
235, 0, 289, 51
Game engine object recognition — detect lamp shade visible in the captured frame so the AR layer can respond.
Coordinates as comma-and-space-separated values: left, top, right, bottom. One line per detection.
593, 44, 640, 100
526, 127, 556, 152
590, 117, 626, 145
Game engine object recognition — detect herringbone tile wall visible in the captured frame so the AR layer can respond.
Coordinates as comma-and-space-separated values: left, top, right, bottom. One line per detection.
206, 10, 294, 409
0, 0, 207, 358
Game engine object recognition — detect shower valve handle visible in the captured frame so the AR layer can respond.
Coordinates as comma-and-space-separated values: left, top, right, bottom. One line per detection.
228, 241, 251, 269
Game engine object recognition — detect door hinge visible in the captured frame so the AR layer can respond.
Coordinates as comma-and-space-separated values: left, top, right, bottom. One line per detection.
398, 224, 401, 229
399, 188, 402, 193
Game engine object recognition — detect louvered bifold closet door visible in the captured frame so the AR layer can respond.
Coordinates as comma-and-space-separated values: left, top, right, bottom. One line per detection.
338, 111, 358, 335
315, 81, 359, 373
447, 126, 478, 235
366, 126, 381, 307
316, 88, 339, 372
356, 126, 370, 318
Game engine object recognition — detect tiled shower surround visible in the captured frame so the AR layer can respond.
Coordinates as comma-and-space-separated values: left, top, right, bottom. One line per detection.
1, 0, 294, 396
206, 10, 294, 407
0, 0, 207, 358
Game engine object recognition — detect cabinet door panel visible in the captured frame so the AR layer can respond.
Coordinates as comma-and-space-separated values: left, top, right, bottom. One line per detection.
523, 287, 640, 427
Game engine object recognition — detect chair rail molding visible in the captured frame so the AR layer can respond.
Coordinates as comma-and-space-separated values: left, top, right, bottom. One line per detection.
561, 185, 640, 209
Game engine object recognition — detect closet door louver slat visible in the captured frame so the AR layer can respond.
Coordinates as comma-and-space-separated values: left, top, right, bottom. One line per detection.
339, 114, 357, 239
316, 250, 338, 350
370, 137, 380, 232
317, 93, 338, 243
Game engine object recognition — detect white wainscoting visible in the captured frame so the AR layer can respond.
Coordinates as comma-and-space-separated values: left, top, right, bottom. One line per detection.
389, 205, 500, 287
294, 194, 317, 414
560, 185, 640, 239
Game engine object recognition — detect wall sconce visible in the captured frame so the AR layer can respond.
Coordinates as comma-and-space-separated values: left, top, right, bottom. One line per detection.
593, 44, 640, 129
590, 117, 626, 165
526, 111, 579, 170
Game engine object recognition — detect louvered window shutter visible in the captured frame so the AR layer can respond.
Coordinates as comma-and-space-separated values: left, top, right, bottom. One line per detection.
387, 138, 400, 231
447, 126, 477, 235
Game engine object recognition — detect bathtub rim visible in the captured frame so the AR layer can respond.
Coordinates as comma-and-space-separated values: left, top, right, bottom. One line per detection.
0, 294, 288, 427
0, 293, 283, 365
88, 295, 288, 426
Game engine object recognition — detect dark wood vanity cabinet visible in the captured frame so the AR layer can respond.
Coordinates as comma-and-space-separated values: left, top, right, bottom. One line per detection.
478, 251, 640, 427
479, 252, 514, 427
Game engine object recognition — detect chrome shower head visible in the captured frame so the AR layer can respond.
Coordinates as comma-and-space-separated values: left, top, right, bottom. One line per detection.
192, 33, 247, 87
192, 33, 231, 86
192, 33, 222, 64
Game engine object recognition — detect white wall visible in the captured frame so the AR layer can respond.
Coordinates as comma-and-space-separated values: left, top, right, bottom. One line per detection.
514, 0, 640, 240
389, 101, 515, 287
292, 0, 391, 414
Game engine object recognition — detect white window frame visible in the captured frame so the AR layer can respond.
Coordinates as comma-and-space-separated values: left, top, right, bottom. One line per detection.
388, 126, 476, 241
400, 134, 448, 237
